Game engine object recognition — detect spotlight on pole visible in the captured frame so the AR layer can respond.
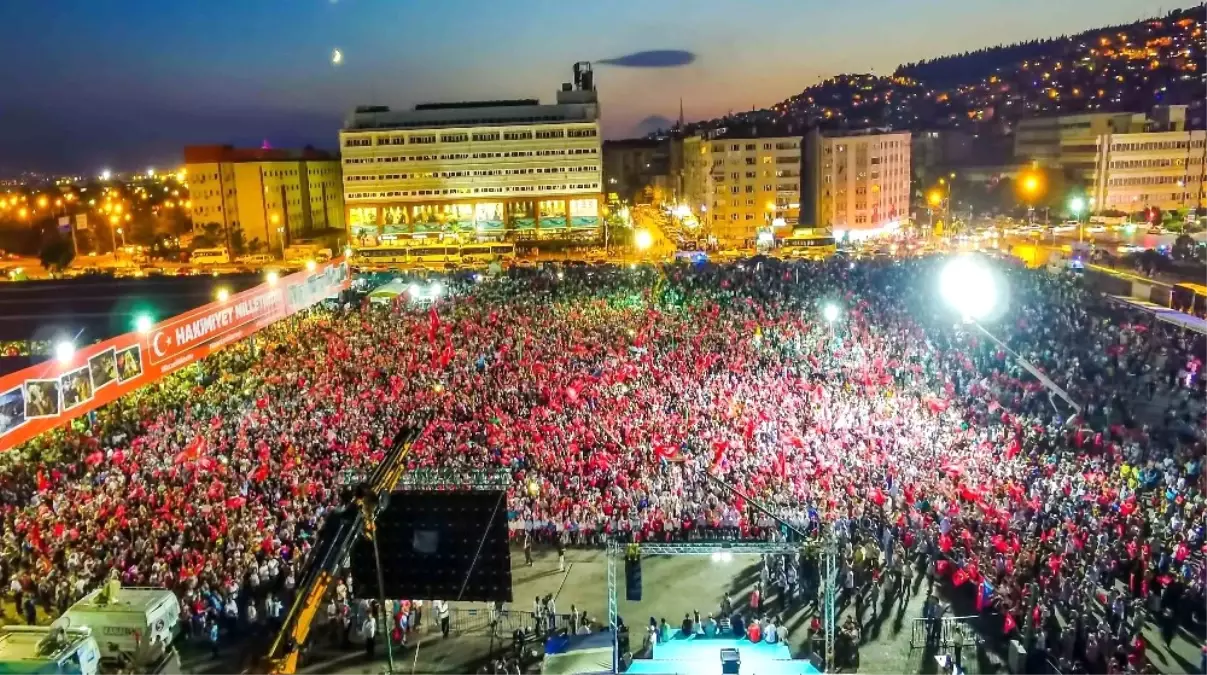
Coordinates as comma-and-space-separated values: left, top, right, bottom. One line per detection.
55, 340, 75, 365
822, 303, 840, 323
134, 314, 154, 335
939, 255, 998, 321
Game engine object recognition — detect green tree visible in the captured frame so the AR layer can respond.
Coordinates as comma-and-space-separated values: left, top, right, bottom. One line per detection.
230, 224, 247, 255
39, 236, 75, 272
1172, 234, 1198, 261
192, 222, 223, 249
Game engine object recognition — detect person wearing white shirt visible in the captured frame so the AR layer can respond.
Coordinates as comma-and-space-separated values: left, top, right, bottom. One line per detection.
764, 620, 777, 644
362, 614, 377, 657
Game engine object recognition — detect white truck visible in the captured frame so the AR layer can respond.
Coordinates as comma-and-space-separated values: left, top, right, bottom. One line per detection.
53, 582, 179, 670
0, 625, 101, 675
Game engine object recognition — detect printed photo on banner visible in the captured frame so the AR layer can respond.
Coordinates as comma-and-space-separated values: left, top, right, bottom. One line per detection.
25, 379, 60, 419
0, 386, 25, 436
88, 348, 119, 390
116, 345, 143, 382
60, 366, 94, 411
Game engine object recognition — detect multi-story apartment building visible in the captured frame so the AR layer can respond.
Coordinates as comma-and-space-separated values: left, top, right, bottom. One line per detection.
339, 64, 602, 244
802, 128, 911, 233
184, 145, 343, 256
681, 135, 802, 245
1090, 129, 1207, 215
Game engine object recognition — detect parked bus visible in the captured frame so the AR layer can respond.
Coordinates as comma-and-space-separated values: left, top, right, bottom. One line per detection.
351, 243, 511, 267
350, 247, 410, 265
461, 243, 516, 265
188, 248, 230, 265
778, 228, 836, 261
409, 245, 461, 265
1171, 282, 1207, 317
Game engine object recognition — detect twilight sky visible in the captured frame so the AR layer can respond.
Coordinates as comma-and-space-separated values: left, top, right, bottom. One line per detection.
0, 0, 1161, 174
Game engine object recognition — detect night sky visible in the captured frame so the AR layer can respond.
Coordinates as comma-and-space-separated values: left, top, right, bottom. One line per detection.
0, 0, 1160, 174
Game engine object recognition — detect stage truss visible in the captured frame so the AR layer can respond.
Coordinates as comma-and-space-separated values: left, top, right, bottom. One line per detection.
605, 537, 838, 673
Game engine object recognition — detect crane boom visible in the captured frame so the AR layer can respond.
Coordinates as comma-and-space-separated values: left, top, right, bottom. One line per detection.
257, 425, 420, 674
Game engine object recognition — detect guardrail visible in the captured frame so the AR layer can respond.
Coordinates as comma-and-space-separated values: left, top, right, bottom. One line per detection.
446, 607, 573, 636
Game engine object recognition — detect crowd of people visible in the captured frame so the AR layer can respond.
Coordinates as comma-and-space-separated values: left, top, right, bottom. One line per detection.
0, 256, 1202, 672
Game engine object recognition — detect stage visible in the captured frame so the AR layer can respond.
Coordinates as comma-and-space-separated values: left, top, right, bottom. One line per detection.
623, 635, 822, 675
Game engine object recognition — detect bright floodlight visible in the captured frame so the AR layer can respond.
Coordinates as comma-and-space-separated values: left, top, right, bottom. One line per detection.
305, 260, 317, 272
633, 229, 653, 251
266, 270, 280, 286
430, 281, 443, 297
215, 287, 230, 303
1069, 196, 1085, 215
134, 314, 154, 335
407, 283, 420, 297
823, 303, 840, 323
54, 341, 75, 365
940, 255, 998, 321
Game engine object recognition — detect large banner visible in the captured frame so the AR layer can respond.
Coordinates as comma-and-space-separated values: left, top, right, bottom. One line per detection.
0, 259, 351, 451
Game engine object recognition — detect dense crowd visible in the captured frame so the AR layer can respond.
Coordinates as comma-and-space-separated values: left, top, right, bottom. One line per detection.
0, 257, 1202, 672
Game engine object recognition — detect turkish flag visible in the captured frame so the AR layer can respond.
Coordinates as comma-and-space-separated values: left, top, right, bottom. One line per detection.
1003, 613, 1017, 634
711, 440, 728, 472
939, 533, 953, 553
953, 569, 968, 586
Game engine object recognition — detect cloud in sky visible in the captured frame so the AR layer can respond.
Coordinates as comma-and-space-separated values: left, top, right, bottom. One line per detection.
597, 50, 696, 68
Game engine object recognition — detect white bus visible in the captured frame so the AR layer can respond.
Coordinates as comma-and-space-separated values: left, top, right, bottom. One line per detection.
189, 248, 230, 265
409, 245, 461, 265
460, 242, 516, 265
351, 247, 410, 265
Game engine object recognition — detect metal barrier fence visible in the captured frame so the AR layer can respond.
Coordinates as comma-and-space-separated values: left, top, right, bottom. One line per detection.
445, 607, 573, 636
908, 615, 979, 652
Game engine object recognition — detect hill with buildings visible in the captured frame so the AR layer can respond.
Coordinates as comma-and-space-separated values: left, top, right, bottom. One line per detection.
673, 6, 1204, 139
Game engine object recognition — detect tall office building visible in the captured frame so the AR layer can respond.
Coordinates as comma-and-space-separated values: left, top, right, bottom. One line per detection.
801, 128, 911, 233
339, 64, 602, 245
1013, 106, 1189, 184
681, 135, 802, 245
184, 145, 343, 255
1013, 112, 1147, 169
1090, 129, 1207, 215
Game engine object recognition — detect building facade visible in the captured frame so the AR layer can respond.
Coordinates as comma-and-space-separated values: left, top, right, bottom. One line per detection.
339, 66, 602, 245
802, 129, 911, 233
184, 145, 343, 256
1013, 106, 1189, 183
602, 138, 672, 204
1090, 129, 1207, 215
681, 135, 802, 245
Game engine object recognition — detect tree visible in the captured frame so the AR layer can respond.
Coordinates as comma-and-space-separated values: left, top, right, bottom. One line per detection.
230, 224, 247, 256
192, 222, 222, 249
1172, 234, 1198, 262
39, 236, 75, 272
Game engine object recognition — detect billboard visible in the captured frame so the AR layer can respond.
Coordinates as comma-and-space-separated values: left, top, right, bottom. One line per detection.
0, 259, 351, 451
